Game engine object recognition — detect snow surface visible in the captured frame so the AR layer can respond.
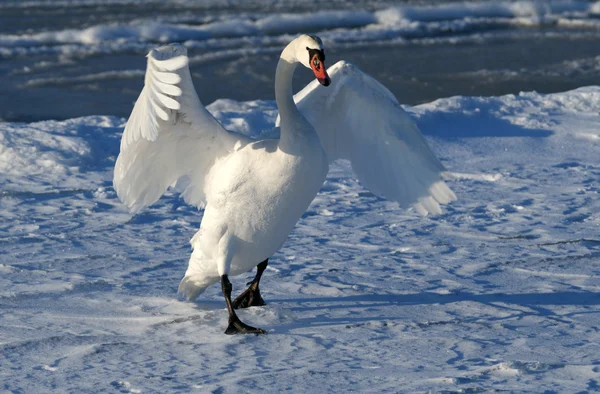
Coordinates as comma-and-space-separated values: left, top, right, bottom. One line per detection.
2, 87, 600, 392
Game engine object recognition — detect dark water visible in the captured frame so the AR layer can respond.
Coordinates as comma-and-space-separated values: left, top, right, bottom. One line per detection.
2, 0, 600, 122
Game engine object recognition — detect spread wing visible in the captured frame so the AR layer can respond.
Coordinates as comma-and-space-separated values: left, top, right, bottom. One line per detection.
114, 44, 250, 213
292, 61, 456, 215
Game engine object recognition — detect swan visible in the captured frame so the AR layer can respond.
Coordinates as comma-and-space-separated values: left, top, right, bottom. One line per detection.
113, 34, 456, 335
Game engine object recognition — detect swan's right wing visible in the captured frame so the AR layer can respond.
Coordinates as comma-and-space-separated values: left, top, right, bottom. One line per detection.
114, 44, 249, 213
293, 61, 456, 215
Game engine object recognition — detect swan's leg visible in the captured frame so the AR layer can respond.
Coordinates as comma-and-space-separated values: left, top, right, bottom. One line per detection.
222, 275, 266, 335
232, 259, 268, 309
214, 229, 265, 334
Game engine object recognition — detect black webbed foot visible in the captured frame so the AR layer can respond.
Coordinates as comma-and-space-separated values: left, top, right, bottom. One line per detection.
225, 315, 266, 335
221, 273, 266, 335
232, 259, 269, 309
232, 283, 266, 309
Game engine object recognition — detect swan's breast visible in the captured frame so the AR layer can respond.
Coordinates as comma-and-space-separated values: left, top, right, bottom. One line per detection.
203, 138, 326, 242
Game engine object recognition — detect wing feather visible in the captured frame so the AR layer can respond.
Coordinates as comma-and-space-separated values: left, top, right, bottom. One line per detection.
154, 80, 183, 96
292, 61, 456, 215
114, 44, 249, 213
155, 72, 180, 85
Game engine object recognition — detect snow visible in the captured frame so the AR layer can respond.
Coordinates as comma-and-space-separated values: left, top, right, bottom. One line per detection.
2, 87, 600, 392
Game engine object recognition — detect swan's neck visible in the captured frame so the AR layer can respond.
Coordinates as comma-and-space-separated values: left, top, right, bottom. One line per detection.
275, 47, 300, 123
276, 43, 315, 153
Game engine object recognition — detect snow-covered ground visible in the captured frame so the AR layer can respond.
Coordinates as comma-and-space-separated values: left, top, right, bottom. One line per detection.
1, 86, 600, 392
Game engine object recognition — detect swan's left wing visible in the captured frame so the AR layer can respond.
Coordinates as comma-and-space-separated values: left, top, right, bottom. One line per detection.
292, 61, 456, 215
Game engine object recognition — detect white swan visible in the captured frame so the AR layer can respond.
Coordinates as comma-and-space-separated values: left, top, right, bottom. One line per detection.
113, 34, 456, 334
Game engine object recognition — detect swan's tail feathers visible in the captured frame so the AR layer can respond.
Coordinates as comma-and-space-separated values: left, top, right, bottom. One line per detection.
178, 275, 220, 301
412, 180, 457, 216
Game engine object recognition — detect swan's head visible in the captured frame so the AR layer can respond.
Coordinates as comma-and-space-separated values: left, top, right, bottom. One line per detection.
294, 34, 331, 86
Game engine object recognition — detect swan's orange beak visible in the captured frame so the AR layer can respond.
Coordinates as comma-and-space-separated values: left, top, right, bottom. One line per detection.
310, 54, 330, 86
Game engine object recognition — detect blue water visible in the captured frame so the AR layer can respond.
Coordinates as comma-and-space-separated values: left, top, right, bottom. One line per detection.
2, 0, 600, 121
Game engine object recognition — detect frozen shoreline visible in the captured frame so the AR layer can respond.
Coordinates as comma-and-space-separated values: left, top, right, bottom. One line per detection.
2, 86, 599, 392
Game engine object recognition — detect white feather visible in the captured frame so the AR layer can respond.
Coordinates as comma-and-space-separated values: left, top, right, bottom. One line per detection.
153, 71, 181, 84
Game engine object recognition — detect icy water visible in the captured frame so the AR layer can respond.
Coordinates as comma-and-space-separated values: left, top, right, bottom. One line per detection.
3, 0, 600, 122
